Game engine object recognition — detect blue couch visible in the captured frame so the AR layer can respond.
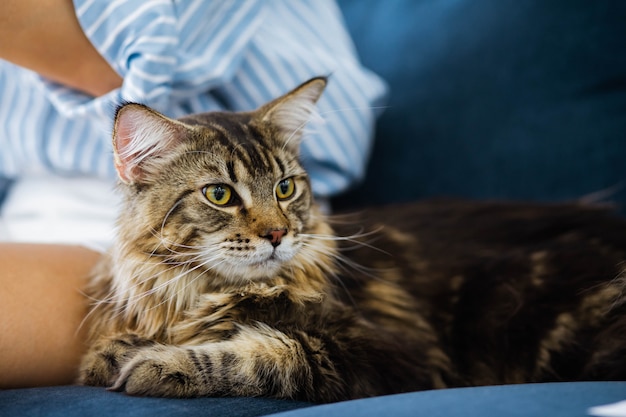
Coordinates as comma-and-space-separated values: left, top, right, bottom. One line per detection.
2, 1, 625, 416
334, 0, 626, 210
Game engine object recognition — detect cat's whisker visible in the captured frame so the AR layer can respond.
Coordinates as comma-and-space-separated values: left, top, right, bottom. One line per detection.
300, 240, 394, 286
229, 142, 249, 162
324, 211, 367, 225
142, 247, 210, 260
129, 255, 214, 295
150, 255, 237, 315
102, 252, 212, 308
281, 120, 314, 153
76, 286, 122, 335
317, 105, 389, 120
160, 199, 185, 235
290, 250, 358, 309
299, 228, 389, 255
301, 225, 381, 240
293, 243, 361, 306
146, 245, 212, 261
609, 266, 626, 311
119, 251, 185, 267
148, 228, 208, 253
329, 270, 359, 310
281, 104, 389, 152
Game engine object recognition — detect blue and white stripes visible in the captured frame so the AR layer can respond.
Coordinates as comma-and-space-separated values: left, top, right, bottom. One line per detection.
0, 0, 387, 198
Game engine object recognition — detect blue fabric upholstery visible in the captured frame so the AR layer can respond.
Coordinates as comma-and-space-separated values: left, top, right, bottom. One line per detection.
0, 386, 311, 417
334, 0, 626, 209
268, 382, 626, 417
2, 1, 625, 415
1, 382, 625, 417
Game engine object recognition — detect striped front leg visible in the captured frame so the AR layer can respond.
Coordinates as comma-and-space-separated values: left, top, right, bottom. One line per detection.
109, 323, 345, 400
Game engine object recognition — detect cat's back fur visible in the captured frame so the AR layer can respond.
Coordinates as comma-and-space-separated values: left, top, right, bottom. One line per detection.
333, 199, 626, 386
79, 77, 626, 402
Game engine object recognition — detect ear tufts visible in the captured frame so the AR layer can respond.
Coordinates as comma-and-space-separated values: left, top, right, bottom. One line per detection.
113, 103, 187, 184
256, 77, 328, 152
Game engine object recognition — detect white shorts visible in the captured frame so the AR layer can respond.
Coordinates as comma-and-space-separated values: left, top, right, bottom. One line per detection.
0, 175, 120, 252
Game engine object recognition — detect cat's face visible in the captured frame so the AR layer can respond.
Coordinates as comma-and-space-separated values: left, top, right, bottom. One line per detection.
112, 78, 329, 284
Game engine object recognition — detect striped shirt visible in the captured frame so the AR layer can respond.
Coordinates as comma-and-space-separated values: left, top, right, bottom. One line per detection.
0, 0, 387, 198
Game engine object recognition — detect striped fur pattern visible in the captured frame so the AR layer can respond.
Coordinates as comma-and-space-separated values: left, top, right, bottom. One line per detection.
79, 78, 626, 401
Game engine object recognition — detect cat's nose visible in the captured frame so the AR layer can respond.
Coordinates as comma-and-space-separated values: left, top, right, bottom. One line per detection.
261, 228, 287, 247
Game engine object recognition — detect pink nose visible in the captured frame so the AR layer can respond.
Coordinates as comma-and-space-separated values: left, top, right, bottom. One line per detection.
261, 228, 287, 247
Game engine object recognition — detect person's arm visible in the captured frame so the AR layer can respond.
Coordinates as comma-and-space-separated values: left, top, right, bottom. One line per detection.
0, 0, 122, 97
0, 244, 100, 388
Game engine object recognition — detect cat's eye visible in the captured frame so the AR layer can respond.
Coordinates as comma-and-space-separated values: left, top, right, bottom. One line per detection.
203, 184, 235, 206
276, 178, 296, 200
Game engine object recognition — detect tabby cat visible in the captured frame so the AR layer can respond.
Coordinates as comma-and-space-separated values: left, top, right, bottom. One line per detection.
79, 77, 626, 402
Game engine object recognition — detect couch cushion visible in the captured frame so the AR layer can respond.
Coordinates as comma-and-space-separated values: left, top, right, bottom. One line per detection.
335, 0, 626, 209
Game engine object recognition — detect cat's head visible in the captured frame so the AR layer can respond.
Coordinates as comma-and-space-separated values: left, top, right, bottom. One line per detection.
111, 77, 333, 285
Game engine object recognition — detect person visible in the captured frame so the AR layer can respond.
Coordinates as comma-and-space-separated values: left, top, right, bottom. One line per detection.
0, 0, 386, 388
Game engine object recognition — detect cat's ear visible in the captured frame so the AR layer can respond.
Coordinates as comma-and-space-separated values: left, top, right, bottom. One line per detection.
255, 77, 327, 152
112, 103, 188, 184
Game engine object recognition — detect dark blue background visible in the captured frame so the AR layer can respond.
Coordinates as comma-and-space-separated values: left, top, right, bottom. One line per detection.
334, 0, 626, 209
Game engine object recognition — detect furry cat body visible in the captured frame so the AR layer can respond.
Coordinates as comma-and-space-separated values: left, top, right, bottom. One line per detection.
79, 78, 626, 401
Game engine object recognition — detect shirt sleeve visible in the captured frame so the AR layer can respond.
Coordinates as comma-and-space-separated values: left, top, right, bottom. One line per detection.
40, 1, 263, 121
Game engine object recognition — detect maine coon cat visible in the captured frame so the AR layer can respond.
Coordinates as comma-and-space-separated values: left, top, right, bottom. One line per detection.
79, 77, 626, 402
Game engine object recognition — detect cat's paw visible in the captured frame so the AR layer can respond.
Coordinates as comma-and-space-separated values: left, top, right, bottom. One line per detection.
79, 334, 154, 387
110, 348, 204, 397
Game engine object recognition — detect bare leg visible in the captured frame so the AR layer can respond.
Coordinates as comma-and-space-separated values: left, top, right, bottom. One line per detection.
0, 244, 100, 388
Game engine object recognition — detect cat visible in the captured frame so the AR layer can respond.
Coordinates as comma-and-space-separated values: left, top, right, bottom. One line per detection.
78, 77, 626, 402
